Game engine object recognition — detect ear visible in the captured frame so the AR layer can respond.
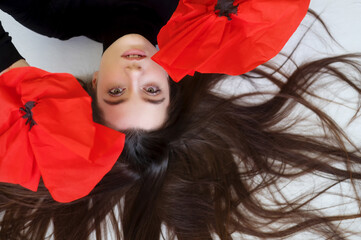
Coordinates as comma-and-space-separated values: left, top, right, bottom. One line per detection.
92, 71, 99, 89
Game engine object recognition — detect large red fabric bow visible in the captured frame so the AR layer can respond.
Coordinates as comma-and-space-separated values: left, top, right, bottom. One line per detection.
0, 67, 125, 203
152, 0, 310, 82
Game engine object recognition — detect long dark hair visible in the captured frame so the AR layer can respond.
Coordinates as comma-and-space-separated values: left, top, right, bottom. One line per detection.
1, 12, 361, 240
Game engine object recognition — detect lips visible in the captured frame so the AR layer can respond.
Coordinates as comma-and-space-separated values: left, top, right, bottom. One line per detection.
121, 49, 147, 60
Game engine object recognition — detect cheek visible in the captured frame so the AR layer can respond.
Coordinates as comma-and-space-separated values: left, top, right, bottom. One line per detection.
154, 64, 168, 79
152, 68, 170, 94
98, 54, 123, 82
149, 57, 168, 76
96, 70, 126, 96
98, 67, 119, 85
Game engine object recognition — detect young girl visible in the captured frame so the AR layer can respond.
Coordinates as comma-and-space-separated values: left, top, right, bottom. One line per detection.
0, 0, 308, 131
1, 0, 361, 239
0, 0, 180, 131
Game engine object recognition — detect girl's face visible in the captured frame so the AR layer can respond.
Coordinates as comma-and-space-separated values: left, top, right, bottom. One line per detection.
93, 34, 170, 131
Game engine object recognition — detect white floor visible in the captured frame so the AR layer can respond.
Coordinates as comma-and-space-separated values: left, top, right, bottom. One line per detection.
1, 0, 361, 239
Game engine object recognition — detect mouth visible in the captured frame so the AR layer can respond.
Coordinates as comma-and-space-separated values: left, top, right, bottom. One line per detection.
121, 49, 147, 60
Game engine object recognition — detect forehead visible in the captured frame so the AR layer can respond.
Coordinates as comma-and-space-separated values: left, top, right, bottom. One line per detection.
98, 97, 170, 131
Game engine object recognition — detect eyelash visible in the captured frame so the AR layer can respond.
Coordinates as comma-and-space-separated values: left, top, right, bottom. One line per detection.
143, 86, 161, 96
107, 86, 161, 96
108, 87, 125, 96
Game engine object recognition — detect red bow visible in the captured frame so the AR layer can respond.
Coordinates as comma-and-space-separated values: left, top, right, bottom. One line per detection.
152, 0, 310, 82
0, 67, 125, 203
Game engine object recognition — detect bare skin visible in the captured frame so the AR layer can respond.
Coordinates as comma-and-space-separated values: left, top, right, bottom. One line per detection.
0, 59, 29, 75
92, 34, 170, 131
1, 34, 170, 131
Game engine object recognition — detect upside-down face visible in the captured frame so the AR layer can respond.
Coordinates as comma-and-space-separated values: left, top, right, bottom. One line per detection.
93, 34, 170, 131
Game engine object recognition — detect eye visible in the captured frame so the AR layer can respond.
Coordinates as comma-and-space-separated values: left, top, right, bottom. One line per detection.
108, 87, 125, 96
144, 86, 161, 96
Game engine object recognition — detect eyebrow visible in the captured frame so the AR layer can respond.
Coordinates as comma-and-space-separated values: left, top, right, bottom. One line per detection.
103, 98, 166, 105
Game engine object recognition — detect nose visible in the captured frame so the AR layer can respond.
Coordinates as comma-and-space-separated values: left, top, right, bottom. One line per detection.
125, 63, 144, 78
126, 62, 142, 70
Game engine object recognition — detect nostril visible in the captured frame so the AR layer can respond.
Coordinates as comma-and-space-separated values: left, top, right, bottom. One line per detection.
126, 64, 142, 70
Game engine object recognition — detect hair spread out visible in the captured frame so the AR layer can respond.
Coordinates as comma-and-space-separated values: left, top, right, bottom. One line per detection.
1, 10, 361, 240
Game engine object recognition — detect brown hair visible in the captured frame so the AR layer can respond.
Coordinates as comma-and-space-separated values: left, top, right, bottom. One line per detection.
1, 12, 361, 240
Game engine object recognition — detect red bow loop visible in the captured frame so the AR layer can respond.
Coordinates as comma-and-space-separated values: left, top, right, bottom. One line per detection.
152, 0, 311, 82
0, 67, 125, 202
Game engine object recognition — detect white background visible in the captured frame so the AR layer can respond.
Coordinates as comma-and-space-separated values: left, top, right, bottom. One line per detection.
1, 0, 361, 80
1, 0, 361, 239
